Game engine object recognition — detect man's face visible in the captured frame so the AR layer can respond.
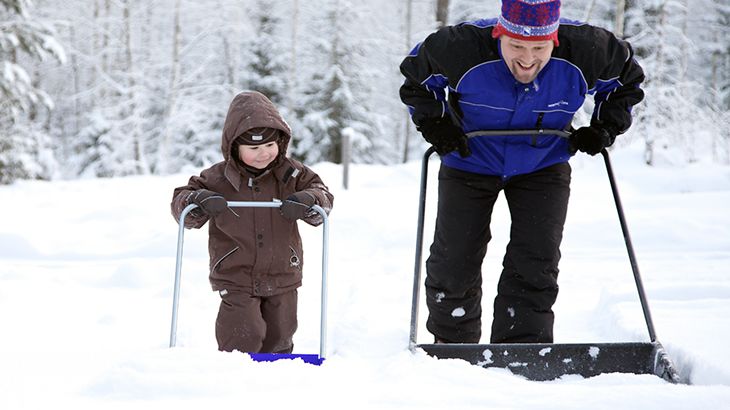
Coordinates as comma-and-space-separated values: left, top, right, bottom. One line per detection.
499, 36, 554, 84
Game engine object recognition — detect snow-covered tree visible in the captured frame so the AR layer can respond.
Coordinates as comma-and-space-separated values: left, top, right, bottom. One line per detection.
72, 0, 152, 177
625, 0, 721, 165
242, 0, 288, 105
294, 0, 390, 165
697, 0, 730, 163
70, 0, 237, 177
157, 0, 246, 173
0, 0, 725, 184
449, 0, 499, 23
0, 0, 64, 118
0, 0, 65, 183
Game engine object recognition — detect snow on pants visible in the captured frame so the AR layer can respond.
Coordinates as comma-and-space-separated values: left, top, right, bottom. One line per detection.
215, 288, 298, 353
425, 162, 571, 343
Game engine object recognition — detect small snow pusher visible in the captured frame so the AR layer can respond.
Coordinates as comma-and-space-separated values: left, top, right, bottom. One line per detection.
409, 129, 680, 382
170, 201, 329, 365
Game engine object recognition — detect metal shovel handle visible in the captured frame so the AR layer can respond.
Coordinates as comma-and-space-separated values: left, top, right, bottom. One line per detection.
410, 128, 658, 349
466, 129, 571, 138
169, 201, 330, 359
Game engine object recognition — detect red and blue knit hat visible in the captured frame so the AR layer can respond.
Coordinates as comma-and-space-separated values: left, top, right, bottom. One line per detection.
492, 0, 561, 46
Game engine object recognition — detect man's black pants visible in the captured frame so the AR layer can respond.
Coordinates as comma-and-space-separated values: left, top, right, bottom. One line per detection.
425, 162, 571, 343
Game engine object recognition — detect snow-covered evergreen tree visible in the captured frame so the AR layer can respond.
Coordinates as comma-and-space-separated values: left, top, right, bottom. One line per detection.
1, 0, 726, 183
158, 0, 244, 173
72, 0, 153, 177
0, 0, 64, 183
71, 0, 236, 176
294, 0, 389, 164
625, 0, 721, 165
242, 0, 288, 105
697, 0, 730, 163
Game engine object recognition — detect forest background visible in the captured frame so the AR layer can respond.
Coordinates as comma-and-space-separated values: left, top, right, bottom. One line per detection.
1, 0, 728, 184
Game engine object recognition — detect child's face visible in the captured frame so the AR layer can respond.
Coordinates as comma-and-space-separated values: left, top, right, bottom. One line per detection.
238, 141, 279, 169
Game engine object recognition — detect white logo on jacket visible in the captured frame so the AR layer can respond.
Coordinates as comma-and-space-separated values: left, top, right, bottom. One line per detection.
547, 100, 570, 108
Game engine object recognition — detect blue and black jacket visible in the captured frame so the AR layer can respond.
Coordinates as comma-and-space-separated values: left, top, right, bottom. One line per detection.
399, 18, 645, 179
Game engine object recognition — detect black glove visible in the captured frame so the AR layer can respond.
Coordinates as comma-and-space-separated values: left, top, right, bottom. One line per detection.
569, 125, 618, 156
417, 118, 471, 157
190, 189, 228, 217
280, 191, 316, 221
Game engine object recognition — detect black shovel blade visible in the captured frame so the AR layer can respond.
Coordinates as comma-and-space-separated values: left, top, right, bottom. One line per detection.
417, 341, 678, 382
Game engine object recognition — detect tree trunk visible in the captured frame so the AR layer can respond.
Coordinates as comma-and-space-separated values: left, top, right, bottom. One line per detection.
645, 3, 668, 166
288, 0, 299, 112
679, 0, 689, 80
218, 0, 236, 88
583, 0, 596, 22
329, 0, 343, 165
123, 0, 148, 174
614, 0, 626, 37
342, 130, 350, 190
91, 0, 99, 106
402, 0, 413, 164
100, 0, 111, 102
436, 0, 449, 27
157, 0, 182, 174
69, 23, 80, 137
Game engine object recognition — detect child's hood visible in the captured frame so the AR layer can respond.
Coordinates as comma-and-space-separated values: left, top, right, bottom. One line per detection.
221, 91, 292, 161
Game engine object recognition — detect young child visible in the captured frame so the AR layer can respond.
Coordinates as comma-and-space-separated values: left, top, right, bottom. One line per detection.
171, 91, 334, 354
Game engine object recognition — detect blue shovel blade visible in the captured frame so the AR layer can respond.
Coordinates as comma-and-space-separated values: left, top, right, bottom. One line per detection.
248, 353, 325, 366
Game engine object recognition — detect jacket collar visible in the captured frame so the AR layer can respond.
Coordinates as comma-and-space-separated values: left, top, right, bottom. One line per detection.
224, 158, 296, 191
224, 161, 243, 191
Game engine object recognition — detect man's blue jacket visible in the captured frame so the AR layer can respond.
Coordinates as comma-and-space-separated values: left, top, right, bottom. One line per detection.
399, 18, 645, 179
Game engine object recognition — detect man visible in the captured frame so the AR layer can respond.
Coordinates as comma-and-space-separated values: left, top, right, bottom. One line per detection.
399, 0, 644, 344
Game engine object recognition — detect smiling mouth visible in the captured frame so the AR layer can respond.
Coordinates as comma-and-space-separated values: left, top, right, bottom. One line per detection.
516, 61, 536, 70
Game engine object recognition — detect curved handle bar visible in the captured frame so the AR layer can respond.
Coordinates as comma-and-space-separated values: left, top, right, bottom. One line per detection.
411, 128, 659, 348
465, 128, 571, 139
423, 128, 575, 158
170, 201, 330, 359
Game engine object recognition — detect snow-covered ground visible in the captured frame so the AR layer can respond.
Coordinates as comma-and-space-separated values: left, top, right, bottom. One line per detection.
2, 142, 730, 409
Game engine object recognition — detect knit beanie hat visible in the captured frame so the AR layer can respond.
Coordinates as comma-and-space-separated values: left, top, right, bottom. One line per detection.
236, 127, 280, 145
492, 0, 561, 46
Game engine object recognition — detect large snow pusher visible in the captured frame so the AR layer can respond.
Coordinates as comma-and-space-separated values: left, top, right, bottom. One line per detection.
409, 129, 679, 382
170, 201, 329, 365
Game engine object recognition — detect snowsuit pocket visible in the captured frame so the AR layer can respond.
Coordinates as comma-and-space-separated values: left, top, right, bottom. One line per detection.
289, 246, 301, 269
211, 246, 239, 272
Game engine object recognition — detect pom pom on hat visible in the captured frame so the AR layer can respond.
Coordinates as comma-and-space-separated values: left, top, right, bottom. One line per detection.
492, 0, 561, 46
